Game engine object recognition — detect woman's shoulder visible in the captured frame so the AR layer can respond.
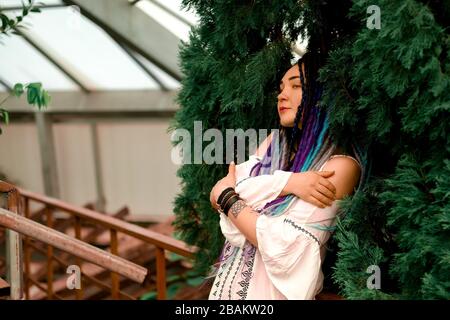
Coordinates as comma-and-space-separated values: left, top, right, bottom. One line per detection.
320, 155, 361, 199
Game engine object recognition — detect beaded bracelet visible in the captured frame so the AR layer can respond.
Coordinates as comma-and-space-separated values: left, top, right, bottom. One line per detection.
217, 187, 234, 205
220, 190, 236, 210
217, 187, 242, 216
222, 194, 240, 215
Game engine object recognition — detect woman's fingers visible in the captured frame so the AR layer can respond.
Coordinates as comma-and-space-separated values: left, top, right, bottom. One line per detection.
228, 161, 236, 175
209, 189, 217, 209
318, 177, 337, 195
312, 190, 333, 207
316, 170, 334, 178
308, 194, 327, 208
226, 161, 237, 185
316, 184, 336, 202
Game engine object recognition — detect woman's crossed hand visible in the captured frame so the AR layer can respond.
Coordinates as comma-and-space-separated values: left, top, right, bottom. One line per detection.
280, 171, 337, 208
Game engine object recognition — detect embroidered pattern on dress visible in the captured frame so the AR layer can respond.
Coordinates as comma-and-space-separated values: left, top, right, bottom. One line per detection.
228, 252, 244, 300
212, 241, 234, 298
218, 246, 240, 300
220, 241, 235, 262
283, 218, 321, 246
236, 244, 256, 300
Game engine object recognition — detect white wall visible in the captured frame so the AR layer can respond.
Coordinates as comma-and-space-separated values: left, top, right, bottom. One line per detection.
0, 123, 44, 193
0, 120, 181, 217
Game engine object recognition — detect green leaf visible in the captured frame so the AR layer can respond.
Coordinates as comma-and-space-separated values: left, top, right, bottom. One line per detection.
27, 87, 37, 105
186, 276, 205, 287
26, 82, 45, 107
167, 283, 183, 299
166, 274, 183, 283
30, 8, 41, 13
139, 291, 157, 300
28, 82, 42, 90
41, 90, 51, 107
0, 109, 10, 127
3, 110, 9, 125
37, 88, 43, 108
1, 15, 10, 29
167, 252, 184, 262
185, 269, 201, 277
13, 83, 24, 97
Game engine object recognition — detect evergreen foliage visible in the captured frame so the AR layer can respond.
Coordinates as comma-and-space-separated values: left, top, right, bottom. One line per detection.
170, 0, 449, 299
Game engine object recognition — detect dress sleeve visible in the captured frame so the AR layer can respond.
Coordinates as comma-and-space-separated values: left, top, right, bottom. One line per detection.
219, 164, 293, 249
255, 202, 339, 299
219, 212, 247, 248
235, 170, 293, 209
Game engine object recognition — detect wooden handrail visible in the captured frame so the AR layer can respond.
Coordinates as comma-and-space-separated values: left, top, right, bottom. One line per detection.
18, 188, 197, 258
1, 180, 200, 300
1, 181, 23, 300
0, 207, 147, 284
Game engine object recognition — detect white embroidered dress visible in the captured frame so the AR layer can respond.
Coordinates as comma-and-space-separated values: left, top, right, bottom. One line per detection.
208, 154, 356, 300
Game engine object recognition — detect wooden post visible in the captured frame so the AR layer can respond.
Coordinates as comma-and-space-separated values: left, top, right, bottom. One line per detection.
46, 207, 53, 299
5, 189, 23, 300
110, 229, 119, 299
156, 247, 166, 300
23, 197, 30, 300
74, 216, 83, 299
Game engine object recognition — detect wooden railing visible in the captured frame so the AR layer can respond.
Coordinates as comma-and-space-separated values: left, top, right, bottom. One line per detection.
0, 181, 23, 299
0, 207, 147, 299
0, 180, 198, 300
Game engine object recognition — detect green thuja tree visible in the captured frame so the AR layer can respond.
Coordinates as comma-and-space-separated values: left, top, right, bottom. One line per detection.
320, 0, 450, 299
170, 0, 450, 299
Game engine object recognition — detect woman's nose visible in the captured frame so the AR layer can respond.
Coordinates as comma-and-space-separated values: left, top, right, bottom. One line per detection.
278, 90, 288, 101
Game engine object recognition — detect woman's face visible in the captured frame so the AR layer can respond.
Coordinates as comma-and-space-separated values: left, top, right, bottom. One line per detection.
277, 64, 303, 128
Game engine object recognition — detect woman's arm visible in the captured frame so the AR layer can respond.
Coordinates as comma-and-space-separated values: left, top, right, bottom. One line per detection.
224, 156, 361, 247
321, 156, 361, 199
227, 203, 259, 247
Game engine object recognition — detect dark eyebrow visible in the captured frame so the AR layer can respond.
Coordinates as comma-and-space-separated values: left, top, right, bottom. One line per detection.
280, 76, 300, 85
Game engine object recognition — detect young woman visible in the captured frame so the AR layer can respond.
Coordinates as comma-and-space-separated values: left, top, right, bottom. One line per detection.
208, 52, 365, 300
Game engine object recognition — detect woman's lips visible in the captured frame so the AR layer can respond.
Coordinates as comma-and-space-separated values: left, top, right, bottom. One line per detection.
279, 107, 291, 113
